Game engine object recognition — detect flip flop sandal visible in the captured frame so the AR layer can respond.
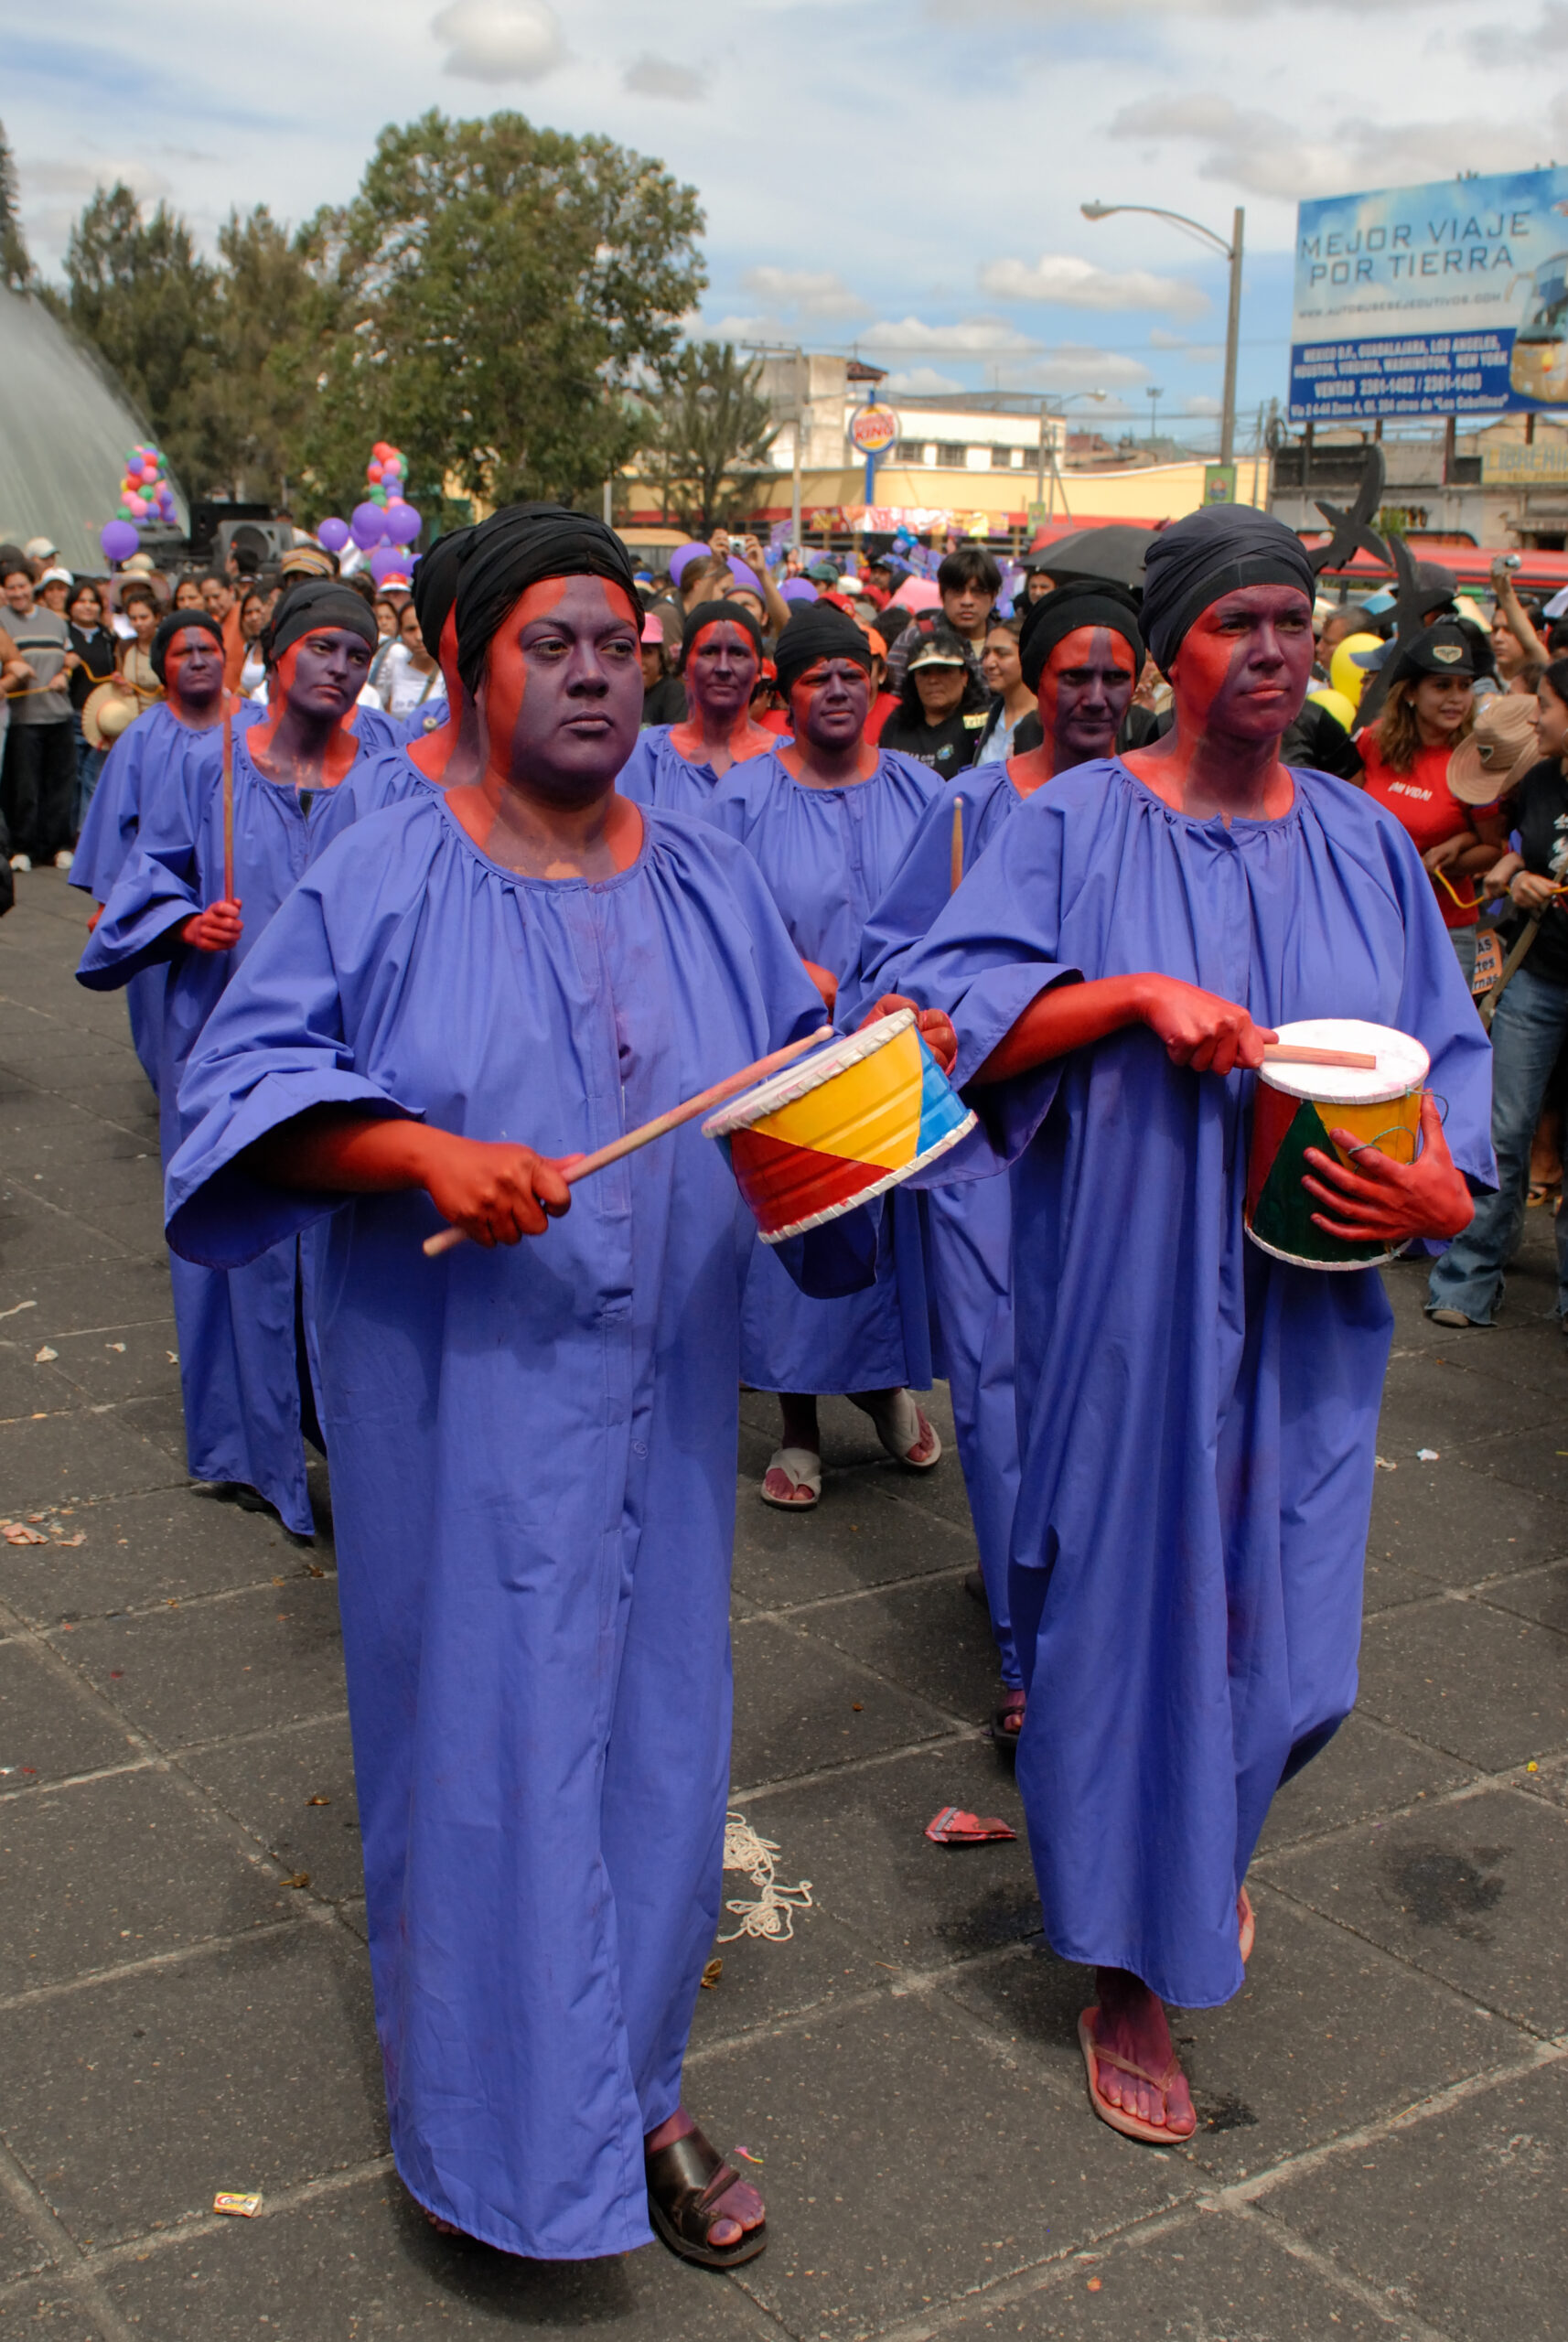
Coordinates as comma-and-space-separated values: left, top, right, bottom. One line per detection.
760, 1446, 822, 1509
1238, 1885, 1255, 1965
852, 1388, 942, 1470
992, 1688, 1026, 1746
645, 2126, 767, 2270
1076, 2008, 1196, 2147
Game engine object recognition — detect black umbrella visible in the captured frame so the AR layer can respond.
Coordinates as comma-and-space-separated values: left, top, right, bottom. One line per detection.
1026, 523, 1157, 590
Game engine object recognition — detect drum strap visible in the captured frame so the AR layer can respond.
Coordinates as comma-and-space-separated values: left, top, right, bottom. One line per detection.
1478, 915, 1542, 1033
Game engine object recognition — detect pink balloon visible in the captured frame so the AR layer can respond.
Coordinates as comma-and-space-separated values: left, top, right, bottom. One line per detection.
124, 493, 148, 518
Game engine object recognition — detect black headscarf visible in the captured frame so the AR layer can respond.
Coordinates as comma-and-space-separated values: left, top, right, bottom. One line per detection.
1140, 506, 1315, 675
262, 581, 378, 667
1018, 584, 1144, 693
413, 523, 478, 659
150, 608, 224, 682
680, 597, 765, 666
773, 601, 873, 698
454, 503, 640, 698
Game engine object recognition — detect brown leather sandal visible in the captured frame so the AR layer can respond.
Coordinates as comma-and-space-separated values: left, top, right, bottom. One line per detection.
645, 2125, 767, 2269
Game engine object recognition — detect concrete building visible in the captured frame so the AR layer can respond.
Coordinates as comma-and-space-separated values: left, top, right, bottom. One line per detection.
1269, 415, 1568, 551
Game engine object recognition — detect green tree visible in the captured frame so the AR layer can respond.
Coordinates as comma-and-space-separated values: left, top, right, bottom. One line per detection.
57, 184, 216, 464
294, 110, 706, 518
640, 341, 776, 533
0, 121, 31, 290
177, 207, 315, 501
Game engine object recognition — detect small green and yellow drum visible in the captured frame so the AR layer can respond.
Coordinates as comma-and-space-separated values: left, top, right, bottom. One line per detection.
1245, 1018, 1430, 1271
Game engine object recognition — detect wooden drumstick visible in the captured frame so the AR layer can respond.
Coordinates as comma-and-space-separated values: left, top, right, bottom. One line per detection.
422, 1024, 835, 1258
1262, 1043, 1378, 1069
221, 704, 235, 904
950, 795, 964, 895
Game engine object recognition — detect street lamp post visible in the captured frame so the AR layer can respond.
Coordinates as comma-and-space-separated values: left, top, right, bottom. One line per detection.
1081, 199, 1245, 467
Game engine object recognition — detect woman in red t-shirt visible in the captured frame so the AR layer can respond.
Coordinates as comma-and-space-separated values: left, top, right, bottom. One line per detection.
1355, 622, 1507, 987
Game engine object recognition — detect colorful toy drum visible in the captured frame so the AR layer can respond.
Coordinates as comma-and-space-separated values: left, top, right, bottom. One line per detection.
1245, 1017, 1430, 1271
704, 1008, 976, 1242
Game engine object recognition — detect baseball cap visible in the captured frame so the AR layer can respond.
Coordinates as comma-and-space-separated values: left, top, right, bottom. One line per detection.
908, 638, 967, 672
1383, 619, 1478, 690
38, 566, 74, 589
23, 536, 58, 563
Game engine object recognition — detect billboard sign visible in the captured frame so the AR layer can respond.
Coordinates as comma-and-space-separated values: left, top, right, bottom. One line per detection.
1290, 168, 1568, 422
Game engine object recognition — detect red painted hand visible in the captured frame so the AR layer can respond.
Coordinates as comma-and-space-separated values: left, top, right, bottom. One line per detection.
181, 899, 243, 953
420, 1130, 574, 1248
803, 958, 839, 1015
1302, 1095, 1473, 1246
857, 993, 959, 1076
1137, 976, 1277, 1076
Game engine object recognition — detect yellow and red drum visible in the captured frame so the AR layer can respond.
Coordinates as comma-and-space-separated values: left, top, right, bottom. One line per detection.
705, 1008, 975, 1242
1245, 1017, 1429, 1271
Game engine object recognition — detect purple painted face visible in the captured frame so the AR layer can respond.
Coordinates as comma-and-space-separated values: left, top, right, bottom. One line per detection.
1037, 626, 1137, 769
789, 658, 872, 751
481, 575, 643, 798
1169, 584, 1314, 747
275, 628, 373, 722
164, 627, 225, 710
685, 619, 759, 717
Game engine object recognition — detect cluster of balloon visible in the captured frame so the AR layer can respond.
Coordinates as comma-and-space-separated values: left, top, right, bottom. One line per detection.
99, 443, 177, 564
316, 443, 422, 587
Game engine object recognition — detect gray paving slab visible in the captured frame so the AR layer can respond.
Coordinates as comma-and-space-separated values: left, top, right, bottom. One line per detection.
1373, 1349, 1566, 1456
729, 1614, 952, 1789
691, 1993, 1195, 2336
0, 1341, 78, 1424
1257, 1711, 1478, 1855
0, 1925, 386, 2251
1356, 1594, 1568, 1768
0, 2294, 102, 2339
0, 1255, 173, 1336
732, 1458, 977, 1607
38, 1322, 181, 1410
800, 1572, 1012, 1728
1261, 1785, 1568, 2034
0, 1641, 137, 1791
100, 2168, 779, 2341
52, 1579, 349, 1751
181, 1715, 364, 1906
0, 1767, 293, 1993
0, 2187, 59, 2288
1261, 2058, 1568, 2342
1367, 1452, 1568, 1587
0, 1410, 181, 1516
924, 2205, 1405, 2338
0, 1488, 302, 1628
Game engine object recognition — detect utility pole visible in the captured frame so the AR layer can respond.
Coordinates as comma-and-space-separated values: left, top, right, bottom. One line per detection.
791, 347, 805, 551
1146, 387, 1164, 449
1219, 207, 1244, 468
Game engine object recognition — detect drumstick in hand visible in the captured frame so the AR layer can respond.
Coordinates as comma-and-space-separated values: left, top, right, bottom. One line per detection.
1262, 1044, 1377, 1069
422, 1025, 835, 1257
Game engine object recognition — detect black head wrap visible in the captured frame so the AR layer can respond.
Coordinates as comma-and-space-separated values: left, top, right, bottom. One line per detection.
454, 503, 640, 698
773, 602, 874, 698
680, 597, 765, 667
1017, 583, 1144, 693
1140, 506, 1315, 676
262, 580, 378, 667
413, 523, 478, 660
150, 607, 224, 683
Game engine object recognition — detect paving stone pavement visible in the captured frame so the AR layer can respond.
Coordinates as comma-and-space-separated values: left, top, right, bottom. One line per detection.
2, 867, 1565, 2341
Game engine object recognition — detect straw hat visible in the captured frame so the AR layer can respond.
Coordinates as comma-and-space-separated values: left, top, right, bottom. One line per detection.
106, 568, 171, 613
81, 680, 140, 751
1449, 694, 1541, 806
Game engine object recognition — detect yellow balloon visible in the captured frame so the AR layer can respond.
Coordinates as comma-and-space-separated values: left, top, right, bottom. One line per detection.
1307, 685, 1358, 733
1330, 633, 1382, 710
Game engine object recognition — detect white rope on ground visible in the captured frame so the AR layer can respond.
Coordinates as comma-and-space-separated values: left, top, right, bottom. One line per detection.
717, 1810, 813, 1944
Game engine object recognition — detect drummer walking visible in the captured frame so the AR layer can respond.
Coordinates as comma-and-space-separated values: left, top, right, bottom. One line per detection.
896, 506, 1493, 2143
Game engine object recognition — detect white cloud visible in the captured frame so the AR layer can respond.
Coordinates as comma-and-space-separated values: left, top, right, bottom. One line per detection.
740, 266, 869, 319
623, 54, 707, 99
1108, 91, 1563, 199
859, 315, 1041, 355
882, 365, 964, 394
978, 252, 1207, 317
20, 156, 173, 201
1037, 344, 1151, 389
702, 314, 777, 341
431, 0, 564, 82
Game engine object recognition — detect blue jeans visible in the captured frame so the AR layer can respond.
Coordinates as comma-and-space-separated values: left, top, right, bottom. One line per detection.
1449, 923, 1478, 990
1427, 962, 1568, 1323
73, 716, 107, 835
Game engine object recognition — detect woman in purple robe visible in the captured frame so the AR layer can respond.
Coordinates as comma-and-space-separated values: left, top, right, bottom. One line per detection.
894, 506, 1492, 2143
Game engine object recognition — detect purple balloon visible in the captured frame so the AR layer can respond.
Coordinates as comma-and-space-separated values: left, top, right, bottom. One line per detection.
350, 500, 388, 550
368, 545, 409, 586
667, 541, 710, 585
383, 500, 422, 546
779, 577, 817, 605
100, 520, 139, 563
317, 517, 350, 553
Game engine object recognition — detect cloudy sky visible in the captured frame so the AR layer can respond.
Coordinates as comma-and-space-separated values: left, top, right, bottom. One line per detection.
5, 0, 1562, 451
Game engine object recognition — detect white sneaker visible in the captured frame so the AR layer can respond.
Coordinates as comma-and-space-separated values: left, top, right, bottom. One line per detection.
8, 854, 31, 872
52, 849, 73, 872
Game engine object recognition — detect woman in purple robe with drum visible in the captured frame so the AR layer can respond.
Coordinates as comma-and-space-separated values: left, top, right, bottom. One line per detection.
894, 506, 1493, 2143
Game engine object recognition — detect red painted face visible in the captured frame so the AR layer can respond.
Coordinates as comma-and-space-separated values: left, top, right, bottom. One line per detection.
163, 626, 225, 710
481, 574, 642, 796
788, 657, 872, 752
274, 628, 372, 723
1167, 584, 1314, 747
685, 619, 759, 718
1036, 626, 1137, 769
